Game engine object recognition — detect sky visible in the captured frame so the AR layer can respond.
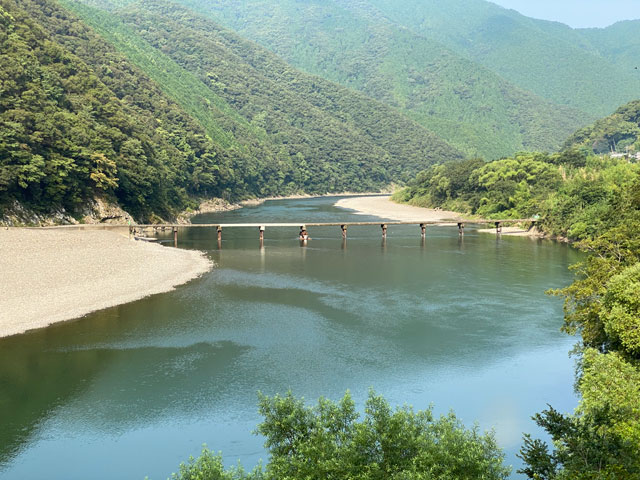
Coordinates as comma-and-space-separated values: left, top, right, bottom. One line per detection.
490, 0, 640, 28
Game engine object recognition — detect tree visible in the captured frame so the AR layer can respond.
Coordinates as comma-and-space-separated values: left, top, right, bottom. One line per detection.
171, 391, 511, 480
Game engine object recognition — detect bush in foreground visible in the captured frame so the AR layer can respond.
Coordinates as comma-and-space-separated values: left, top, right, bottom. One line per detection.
171, 390, 510, 480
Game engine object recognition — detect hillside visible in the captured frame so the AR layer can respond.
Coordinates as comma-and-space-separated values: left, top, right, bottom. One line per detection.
1, 0, 463, 222
0, 0, 235, 220
129, 0, 587, 159
366, 0, 640, 118
578, 20, 640, 73
564, 99, 640, 154
61, 0, 462, 185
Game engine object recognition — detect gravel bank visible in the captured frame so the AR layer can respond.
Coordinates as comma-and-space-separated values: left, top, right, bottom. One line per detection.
335, 195, 462, 222
0, 228, 212, 338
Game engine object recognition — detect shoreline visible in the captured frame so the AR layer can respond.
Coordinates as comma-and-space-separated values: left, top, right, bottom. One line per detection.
238, 191, 393, 208
0, 228, 212, 338
334, 195, 462, 222
334, 195, 544, 237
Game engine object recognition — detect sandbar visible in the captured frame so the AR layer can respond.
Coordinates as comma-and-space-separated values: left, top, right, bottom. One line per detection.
335, 195, 462, 222
0, 228, 212, 338
335, 195, 540, 236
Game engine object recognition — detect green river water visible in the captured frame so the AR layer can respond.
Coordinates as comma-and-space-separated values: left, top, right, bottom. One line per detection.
0, 197, 582, 479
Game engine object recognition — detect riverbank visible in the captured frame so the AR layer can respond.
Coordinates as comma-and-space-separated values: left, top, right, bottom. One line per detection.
334, 195, 462, 222
0, 228, 212, 338
335, 195, 543, 237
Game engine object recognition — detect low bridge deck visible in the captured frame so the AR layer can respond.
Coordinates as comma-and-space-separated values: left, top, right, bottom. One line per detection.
131, 218, 537, 246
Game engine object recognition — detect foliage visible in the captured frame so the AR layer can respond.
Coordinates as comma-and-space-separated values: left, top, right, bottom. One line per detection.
1, 0, 463, 221
365, 0, 640, 118
66, 0, 462, 190
397, 106, 640, 477
140, 0, 586, 159
394, 152, 566, 220
171, 448, 264, 480
396, 151, 640, 238
518, 404, 639, 479
601, 264, 640, 356
170, 391, 510, 480
564, 100, 640, 155
0, 0, 230, 220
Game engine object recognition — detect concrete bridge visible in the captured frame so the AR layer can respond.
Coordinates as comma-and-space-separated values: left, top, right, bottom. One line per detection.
130, 219, 538, 247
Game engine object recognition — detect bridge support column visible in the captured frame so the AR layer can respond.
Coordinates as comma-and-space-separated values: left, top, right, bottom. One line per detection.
495, 221, 502, 234
457, 222, 465, 236
420, 223, 426, 237
341, 225, 347, 239
381, 224, 388, 238
173, 227, 178, 247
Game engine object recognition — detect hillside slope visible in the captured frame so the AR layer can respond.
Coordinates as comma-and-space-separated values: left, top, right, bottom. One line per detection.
137, 0, 586, 159
0, 0, 234, 220
61, 0, 462, 187
578, 20, 640, 73
366, 0, 640, 117
2, 0, 464, 221
564, 100, 640, 154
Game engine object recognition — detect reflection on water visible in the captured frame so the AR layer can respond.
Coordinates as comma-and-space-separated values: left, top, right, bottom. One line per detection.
0, 197, 581, 479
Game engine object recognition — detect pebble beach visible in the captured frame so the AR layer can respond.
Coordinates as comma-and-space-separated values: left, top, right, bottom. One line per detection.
0, 228, 212, 338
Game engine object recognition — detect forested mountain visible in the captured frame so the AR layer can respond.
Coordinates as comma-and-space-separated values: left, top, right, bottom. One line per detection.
365, 0, 640, 118
0, 0, 231, 220
118, 0, 586, 159
564, 100, 640, 154
578, 20, 640, 73
1, 0, 462, 222
60, 0, 461, 182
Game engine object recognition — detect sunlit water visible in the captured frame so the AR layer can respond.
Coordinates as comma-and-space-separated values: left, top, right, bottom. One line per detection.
0, 197, 582, 479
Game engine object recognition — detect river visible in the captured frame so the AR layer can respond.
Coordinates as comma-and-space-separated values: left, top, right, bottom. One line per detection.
0, 197, 582, 479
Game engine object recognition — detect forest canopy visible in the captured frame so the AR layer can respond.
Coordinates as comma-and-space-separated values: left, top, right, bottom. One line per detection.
0, 0, 462, 222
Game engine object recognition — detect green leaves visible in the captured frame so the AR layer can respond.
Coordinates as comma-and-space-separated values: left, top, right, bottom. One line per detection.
253, 390, 510, 480
601, 264, 640, 357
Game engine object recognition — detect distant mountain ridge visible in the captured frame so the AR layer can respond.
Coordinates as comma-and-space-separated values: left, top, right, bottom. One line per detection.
366, 0, 640, 117
159, 0, 587, 159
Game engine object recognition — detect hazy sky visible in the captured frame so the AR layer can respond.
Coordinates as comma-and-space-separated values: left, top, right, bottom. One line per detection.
490, 0, 640, 28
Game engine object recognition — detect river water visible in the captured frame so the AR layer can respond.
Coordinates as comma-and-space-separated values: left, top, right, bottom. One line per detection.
0, 197, 582, 479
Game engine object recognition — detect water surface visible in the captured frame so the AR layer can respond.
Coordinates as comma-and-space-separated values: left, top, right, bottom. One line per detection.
0, 197, 581, 479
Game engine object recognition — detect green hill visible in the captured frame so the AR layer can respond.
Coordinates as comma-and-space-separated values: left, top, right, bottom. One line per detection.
564, 100, 640, 154
577, 20, 640, 73
130, 0, 586, 159
0, 0, 235, 220
61, 0, 462, 185
1, 0, 463, 222
365, 0, 640, 118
